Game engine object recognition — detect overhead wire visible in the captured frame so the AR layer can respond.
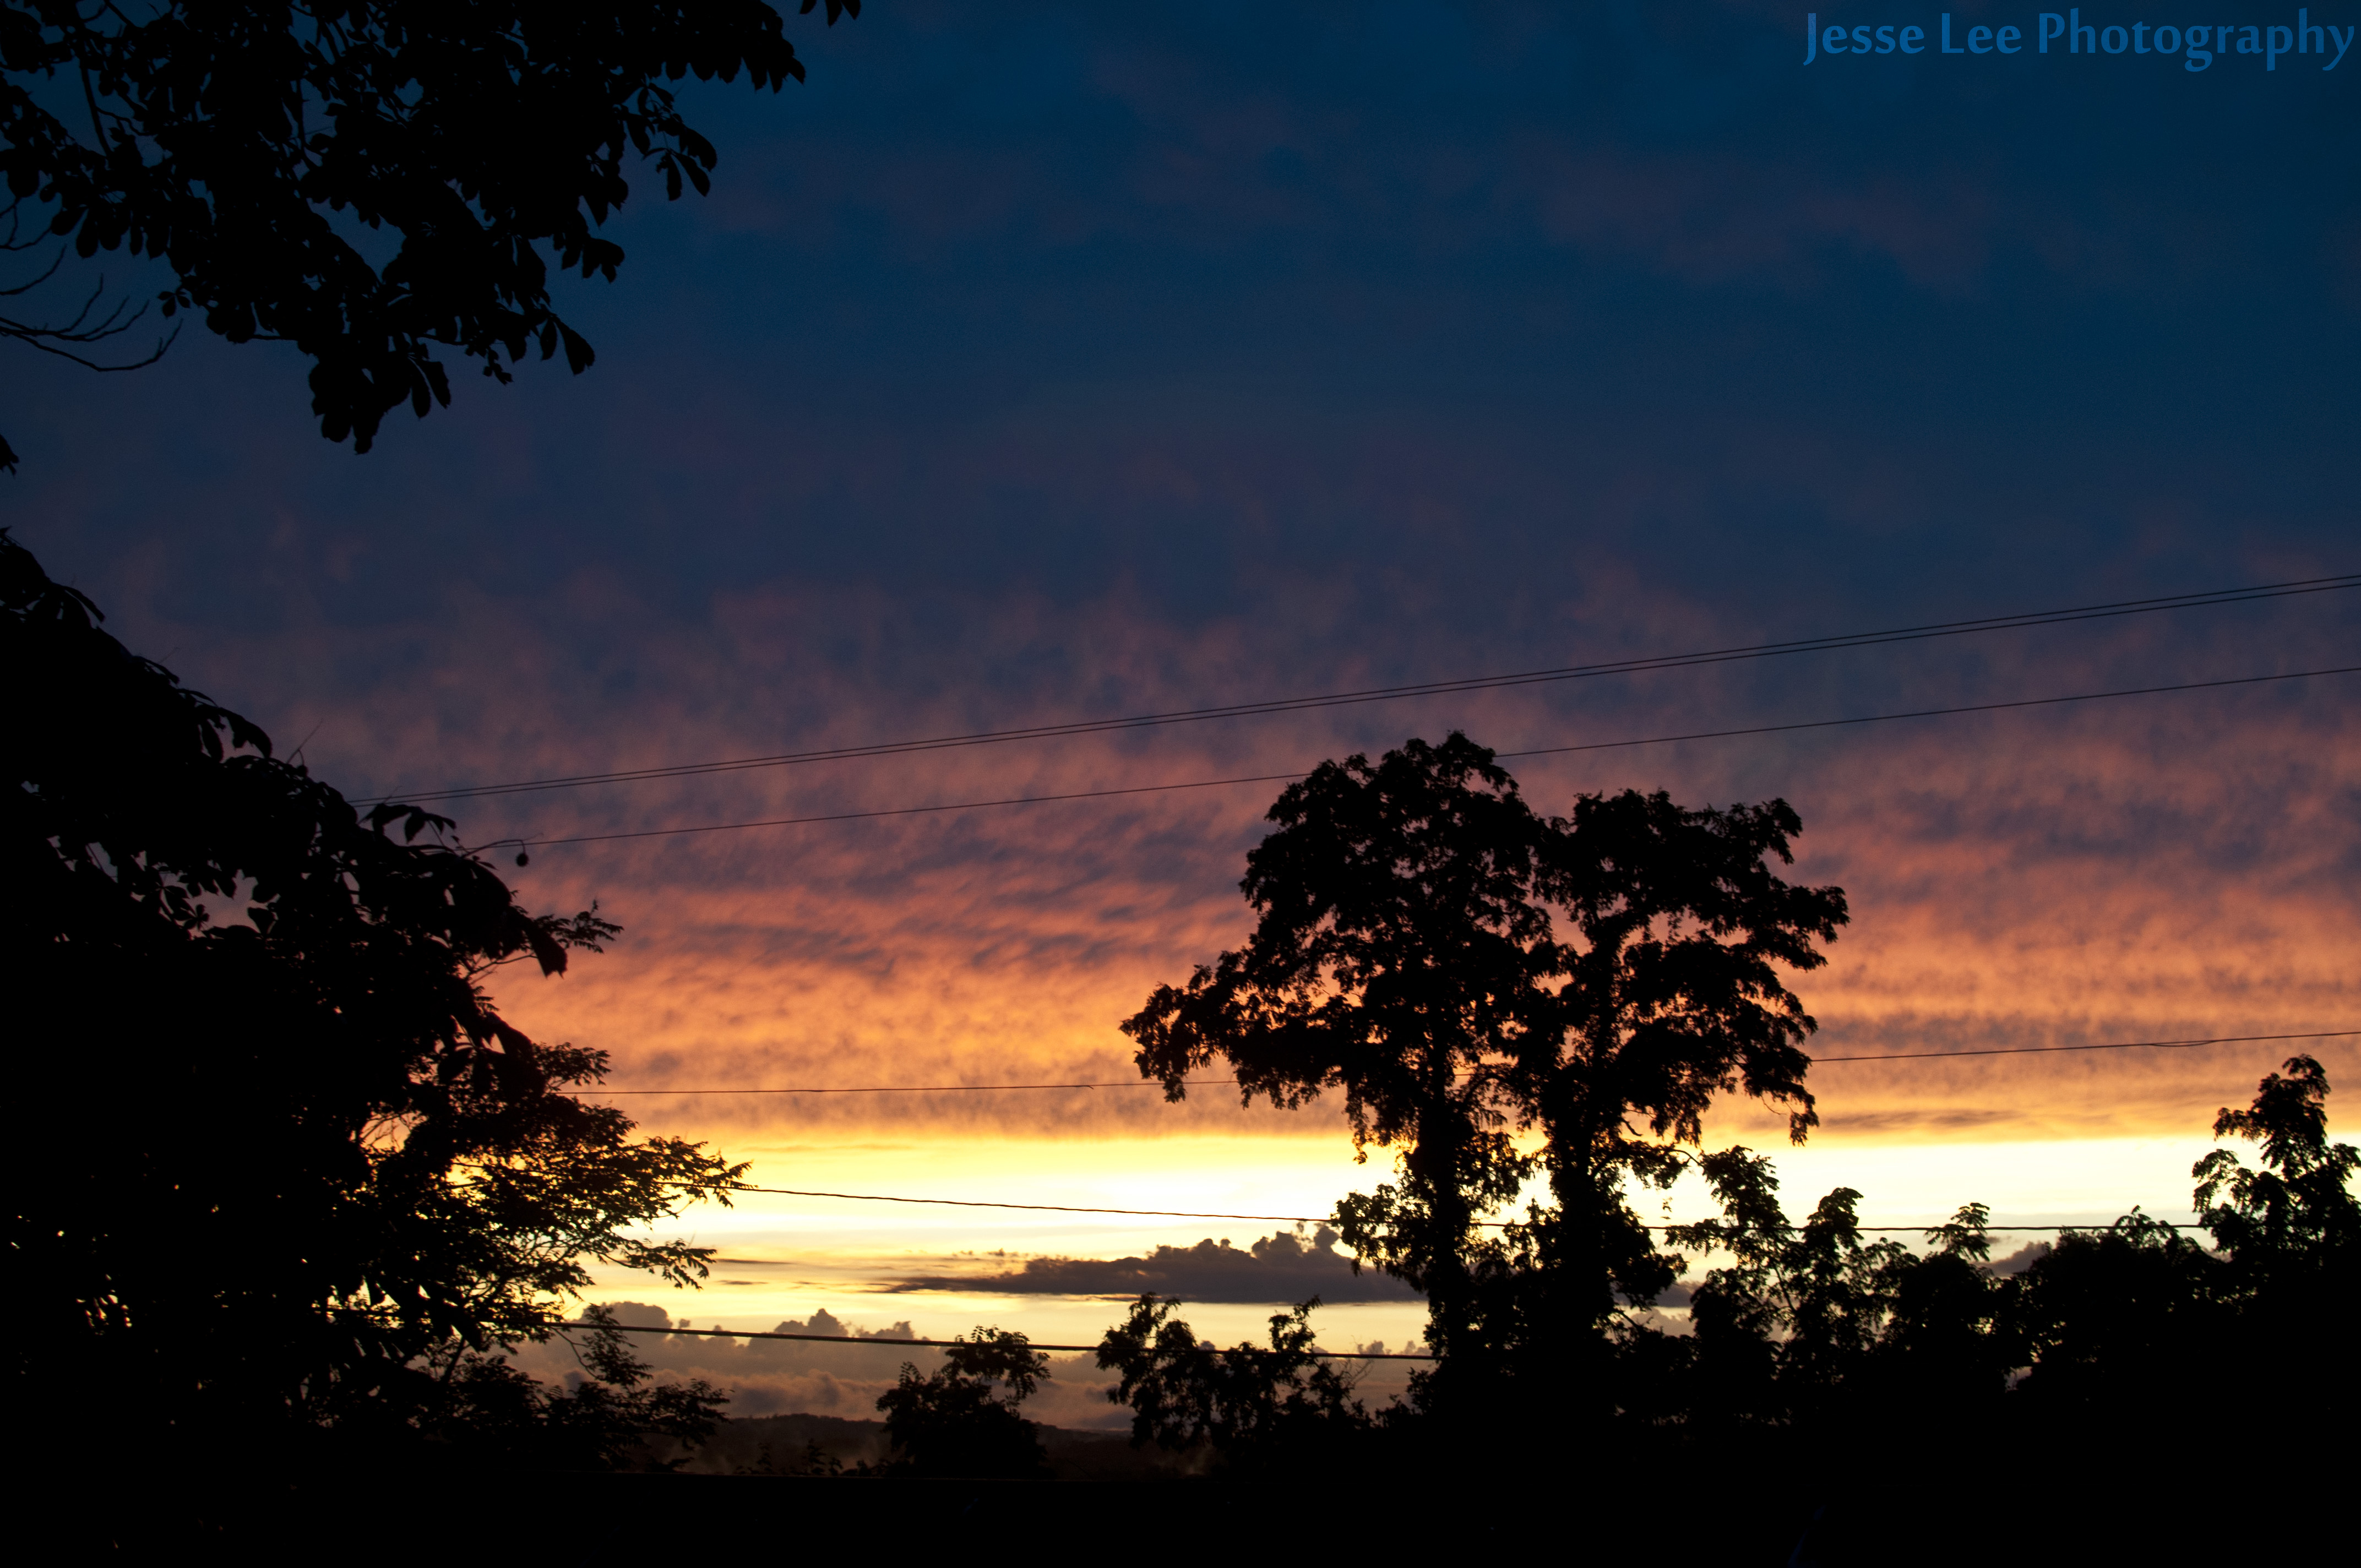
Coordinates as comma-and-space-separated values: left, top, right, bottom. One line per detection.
576, 1028, 2361, 1096
586, 1032, 2347, 1226
401, 572, 2360, 805
1805, 1027, 2359, 1063
704, 1182, 2204, 1232
476, 662, 2360, 853
307, 586, 2355, 1361
580, 1032, 2354, 1229
420, 584, 2347, 1262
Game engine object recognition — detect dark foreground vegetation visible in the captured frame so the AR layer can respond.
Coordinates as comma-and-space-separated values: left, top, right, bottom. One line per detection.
9, 531, 2352, 1562
2, 1, 862, 470
5, 531, 737, 1476
825, 1058, 2349, 1568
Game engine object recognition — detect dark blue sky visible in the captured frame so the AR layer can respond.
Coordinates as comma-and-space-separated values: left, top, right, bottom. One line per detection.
11, 1, 2353, 675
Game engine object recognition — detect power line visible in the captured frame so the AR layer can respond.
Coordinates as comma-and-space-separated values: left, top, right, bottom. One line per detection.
596, 1322, 1433, 1359
577, 1029, 2361, 1096
711, 1182, 2204, 1232
1810, 1028, 2361, 1063
726, 1184, 1412, 1224
498, 767, 1298, 851
482, 663, 2359, 853
405, 573, 2359, 805
1495, 665, 2355, 765
592, 1080, 1188, 1096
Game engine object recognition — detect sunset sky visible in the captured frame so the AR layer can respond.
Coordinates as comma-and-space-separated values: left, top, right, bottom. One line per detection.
7, 2, 2354, 1418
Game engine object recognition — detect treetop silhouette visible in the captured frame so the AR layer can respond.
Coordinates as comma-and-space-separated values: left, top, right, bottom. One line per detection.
875, 1326, 1053, 1478
1, 1, 861, 469
2, 527, 739, 1458
1096, 1294, 1370, 1475
1123, 734, 1848, 1380
2194, 1053, 2359, 1288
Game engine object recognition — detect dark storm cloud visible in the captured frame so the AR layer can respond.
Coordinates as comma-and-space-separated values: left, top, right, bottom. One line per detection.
888, 1227, 1421, 1304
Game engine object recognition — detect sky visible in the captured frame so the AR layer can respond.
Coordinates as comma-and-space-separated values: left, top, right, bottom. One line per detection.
4, 2, 2356, 1419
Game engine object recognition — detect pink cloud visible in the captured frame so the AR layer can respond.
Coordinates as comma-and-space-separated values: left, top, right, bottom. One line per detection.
111, 508, 2353, 1152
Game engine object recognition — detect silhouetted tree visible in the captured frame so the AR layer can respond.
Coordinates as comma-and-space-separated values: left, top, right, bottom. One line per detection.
1863, 1202, 2012, 1415
1097, 1295, 1371, 1474
409, 1305, 728, 1470
1650, 1151, 2005, 1430
1634, 1058, 2355, 1462
2193, 1054, 2360, 1305
1494, 786, 1848, 1426
1, 530, 741, 1462
875, 1327, 1052, 1478
1127, 738, 1556, 1366
1647, 1066, 2354, 1567
1662, 1151, 1867, 1427
0, 1, 861, 469
1998, 1209, 2221, 1431
1996, 1057, 2359, 1437
1123, 735, 1846, 1422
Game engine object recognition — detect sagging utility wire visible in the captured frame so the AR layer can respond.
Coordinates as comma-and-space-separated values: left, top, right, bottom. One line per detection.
576, 1028, 2361, 1095
487, 663, 2359, 859
705, 1182, 2208, 1233
406, 571, 2360, 807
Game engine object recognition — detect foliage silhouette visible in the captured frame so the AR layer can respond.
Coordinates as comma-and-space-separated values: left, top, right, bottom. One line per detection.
1122, 747, 2348, 1510
0, 1, 860, 468
2193, 1053, 2360, 1298
410, 1305, 728, 1469
1126, 737, 1557, 1366
1123, 734, 1846, 1422
1999, 1210, 2221, 1423
1635, 1153, 2009, 1431
1999, 1054, 2358, 1434
1094, 1058, 2348, 1535
1, 529, 741, 1463
874, 1326, 1052, 1478
1096, 1294, 1372, 1476
1631, 1056, 2352, 1452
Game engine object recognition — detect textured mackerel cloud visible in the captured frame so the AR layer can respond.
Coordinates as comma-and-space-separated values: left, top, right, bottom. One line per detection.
13, 0, 2350, 1162
137, 542, 2358, 1153
487, 703, 2355, 1147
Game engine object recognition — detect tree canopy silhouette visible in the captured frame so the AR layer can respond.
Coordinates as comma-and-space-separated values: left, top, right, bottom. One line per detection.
2001, 1054, 2359, 1435
1634, 1155, 2011, 1432
2193, 1053, 2359, 1298
875, 1327, 1053, 1478
0, 1, 860, 470
1096, 1294, 1372, 1475
1123, 734, 1846, 1415
1, 529, 740, 1461
1629, 1057, 2356, 1469
1107, 1056, 2351, 1552
417, 1305, 728, 1470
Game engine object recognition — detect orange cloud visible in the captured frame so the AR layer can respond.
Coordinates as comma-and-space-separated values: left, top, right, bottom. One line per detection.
124, 541, 2359, 1159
